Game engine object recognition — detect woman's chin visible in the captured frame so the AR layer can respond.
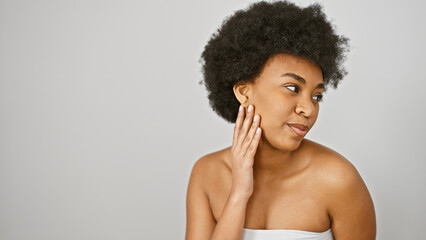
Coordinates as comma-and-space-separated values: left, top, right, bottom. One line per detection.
260, 133, 303, 152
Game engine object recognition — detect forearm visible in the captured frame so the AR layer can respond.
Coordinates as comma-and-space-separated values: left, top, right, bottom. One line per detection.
210, 193, 249, 240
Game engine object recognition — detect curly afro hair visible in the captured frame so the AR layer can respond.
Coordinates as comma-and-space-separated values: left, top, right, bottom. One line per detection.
200, 0, 350, 123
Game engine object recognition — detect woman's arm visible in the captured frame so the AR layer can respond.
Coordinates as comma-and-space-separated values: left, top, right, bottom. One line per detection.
326, 156, 376, 240
185, 158, 251, 240
186, 105, 262, 240
185, 158, 217, 239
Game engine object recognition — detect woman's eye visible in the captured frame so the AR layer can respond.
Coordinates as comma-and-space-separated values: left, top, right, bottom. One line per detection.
313, 94, 324, 102
285, 85, 299, 93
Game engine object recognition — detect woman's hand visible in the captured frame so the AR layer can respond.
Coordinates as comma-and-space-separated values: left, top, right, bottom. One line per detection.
230, 104, 262, 201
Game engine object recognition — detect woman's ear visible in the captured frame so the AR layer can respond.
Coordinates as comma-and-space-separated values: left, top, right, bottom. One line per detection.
233, 82, 251, 107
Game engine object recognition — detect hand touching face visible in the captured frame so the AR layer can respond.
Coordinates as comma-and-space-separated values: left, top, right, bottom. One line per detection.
229, 104, 262, 200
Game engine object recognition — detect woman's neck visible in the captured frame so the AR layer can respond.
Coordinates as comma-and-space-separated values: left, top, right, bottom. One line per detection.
252, 138, 306, 180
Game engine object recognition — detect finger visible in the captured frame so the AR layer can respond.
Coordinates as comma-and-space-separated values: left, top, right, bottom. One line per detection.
237, 104, 254, 146
233, 105, 244, 146
241, 114, 261, 155
245, 127, 262, 158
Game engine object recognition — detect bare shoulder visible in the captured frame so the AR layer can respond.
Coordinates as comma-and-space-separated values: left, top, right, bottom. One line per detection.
186, 148, 232, 239
302, 139, 362, 186
302, 139, 376, 239
300, 139, 371, 204
189, 147, 231, 190
191, 147, 231, 174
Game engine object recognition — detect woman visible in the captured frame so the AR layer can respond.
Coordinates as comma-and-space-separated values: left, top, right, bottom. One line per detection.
186, 1, 376, 240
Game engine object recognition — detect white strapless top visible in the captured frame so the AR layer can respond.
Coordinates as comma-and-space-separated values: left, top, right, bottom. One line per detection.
242, 228, 333, 240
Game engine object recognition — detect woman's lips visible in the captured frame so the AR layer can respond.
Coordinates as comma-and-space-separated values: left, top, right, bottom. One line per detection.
287, 124, 309, 137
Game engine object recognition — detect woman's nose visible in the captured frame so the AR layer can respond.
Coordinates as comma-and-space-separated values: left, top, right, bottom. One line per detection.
295, 96, 315, 118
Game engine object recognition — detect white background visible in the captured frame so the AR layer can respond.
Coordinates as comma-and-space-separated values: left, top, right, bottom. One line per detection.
1, 0, 425, 239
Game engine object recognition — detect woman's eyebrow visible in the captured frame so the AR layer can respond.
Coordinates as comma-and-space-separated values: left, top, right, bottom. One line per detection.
280, 72, 324, 89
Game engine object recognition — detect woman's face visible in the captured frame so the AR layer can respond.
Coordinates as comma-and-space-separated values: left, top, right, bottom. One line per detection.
242, 53, 324, 151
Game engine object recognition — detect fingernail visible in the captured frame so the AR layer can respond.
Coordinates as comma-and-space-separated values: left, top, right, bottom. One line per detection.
248, 105, 253, 112
254, 115, 259, 122
239, 105, 243, 112
256, 127, 261, 134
